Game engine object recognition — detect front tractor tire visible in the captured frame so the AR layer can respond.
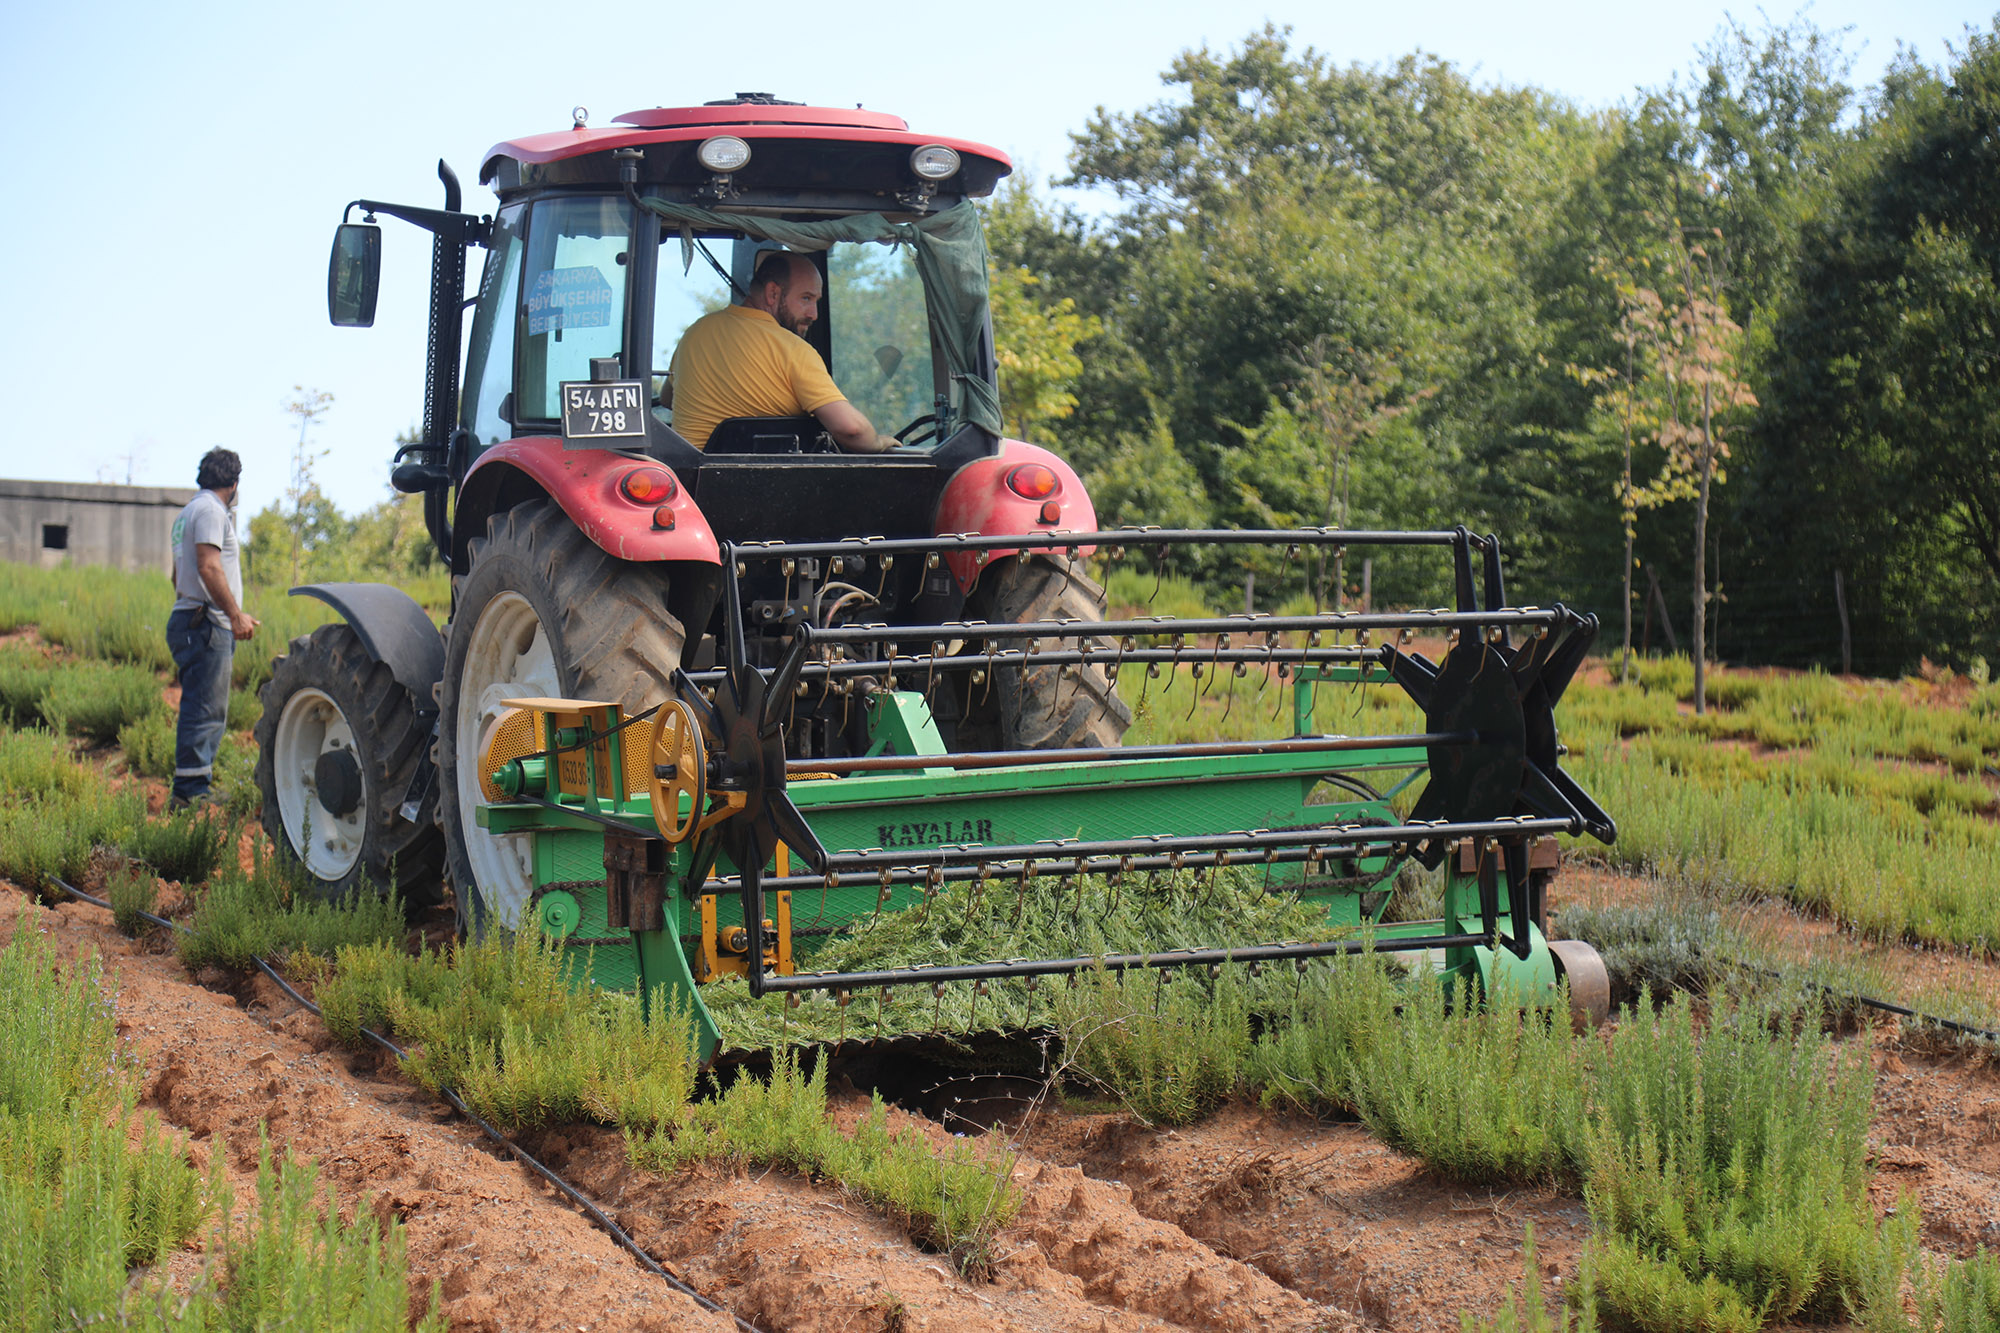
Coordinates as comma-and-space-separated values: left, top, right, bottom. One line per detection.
253, 623, 445, 910
965, 553, 1132, 750
438, 501, 687, 935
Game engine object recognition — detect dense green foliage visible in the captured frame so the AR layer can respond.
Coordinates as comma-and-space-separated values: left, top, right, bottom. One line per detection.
0, 922, 437, 1331
988, 18, 2000, 674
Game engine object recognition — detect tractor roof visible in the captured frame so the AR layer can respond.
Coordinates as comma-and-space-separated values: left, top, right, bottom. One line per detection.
480, 96, 1013, 203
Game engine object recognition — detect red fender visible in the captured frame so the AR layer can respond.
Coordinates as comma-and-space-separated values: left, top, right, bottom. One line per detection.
456, 437, 718, 568
934, 439, 1098, 591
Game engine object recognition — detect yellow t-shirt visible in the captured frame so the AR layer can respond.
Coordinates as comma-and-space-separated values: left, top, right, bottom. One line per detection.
668, 305, 846, 449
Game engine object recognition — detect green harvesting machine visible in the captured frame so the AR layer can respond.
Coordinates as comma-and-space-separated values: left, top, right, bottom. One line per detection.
471, 526, 1616, 1061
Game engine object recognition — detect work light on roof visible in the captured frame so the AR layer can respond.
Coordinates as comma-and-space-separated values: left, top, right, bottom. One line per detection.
909, 145, 960, 180
697, 136, 752, 173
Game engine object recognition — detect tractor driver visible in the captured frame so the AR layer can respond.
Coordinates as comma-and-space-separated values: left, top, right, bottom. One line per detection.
666, 251, 902, 453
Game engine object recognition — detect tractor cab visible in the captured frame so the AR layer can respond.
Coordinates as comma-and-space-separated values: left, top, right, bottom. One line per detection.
333, 96, 1029, 562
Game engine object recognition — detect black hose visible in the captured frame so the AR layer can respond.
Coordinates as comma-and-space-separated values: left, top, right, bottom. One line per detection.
1728, 957, 2000, 1042
49, 877, 760, 1333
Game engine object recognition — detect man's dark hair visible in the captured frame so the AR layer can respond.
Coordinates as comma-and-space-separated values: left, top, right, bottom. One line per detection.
750, 251, 803, 297
196, 447, 241, 492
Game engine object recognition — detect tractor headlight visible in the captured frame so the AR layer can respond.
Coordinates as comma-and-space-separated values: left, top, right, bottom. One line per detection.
909, 145, 959, 180
697, 136, 752, 173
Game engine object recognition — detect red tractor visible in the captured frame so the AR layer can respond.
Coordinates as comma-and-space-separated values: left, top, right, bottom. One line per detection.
254, 96, 1129, 933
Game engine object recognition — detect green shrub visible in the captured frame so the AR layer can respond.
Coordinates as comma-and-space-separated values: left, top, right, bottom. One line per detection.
1554, 899, 1725, 1005
1460, 1223, 1598, 1332
1702, 674, 1764, 711
117, 707, 176, 779
628, 1053, 1019, 1266
0, 645, 57, 726
1910, 1243, 2000, 1333
1346, 975, 1590, 1185
1245, 955, 1403, 1116
107, 861, 161, 936
1054, 967, 1252, 1125
228, 682, 261, 731
219, 1132, 444, 1333
121, 803, 228, 885
1633, 655, 1696, 700
0, 921, 222, 1325
0, 725, 94, 802
177, 861, 404, 972
39, 660, 164, 744
0, 785, 143, 893
1583, 990, 1876, 1330
212, 732, 261, 819
317, 930, 702, 1134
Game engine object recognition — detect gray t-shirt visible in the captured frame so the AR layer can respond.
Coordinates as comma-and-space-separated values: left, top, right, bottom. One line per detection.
171, 490, 241, 630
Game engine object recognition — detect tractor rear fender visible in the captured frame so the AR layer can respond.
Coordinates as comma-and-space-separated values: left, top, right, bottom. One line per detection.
934, 438, 1098, 592
451, 437, 720, 575
289, 582, 444, 714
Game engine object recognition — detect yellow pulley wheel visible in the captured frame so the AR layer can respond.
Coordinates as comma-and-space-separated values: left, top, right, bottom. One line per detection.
648, 699, 706, 842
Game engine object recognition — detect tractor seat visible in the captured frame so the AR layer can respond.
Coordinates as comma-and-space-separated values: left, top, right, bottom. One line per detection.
703, 415, 837, 455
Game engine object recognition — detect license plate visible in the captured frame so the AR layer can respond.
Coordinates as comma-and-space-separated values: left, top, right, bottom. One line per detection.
560, 381, 648, 445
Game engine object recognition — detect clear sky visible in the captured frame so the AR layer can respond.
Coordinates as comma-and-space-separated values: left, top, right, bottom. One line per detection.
0, 0, 1987, 519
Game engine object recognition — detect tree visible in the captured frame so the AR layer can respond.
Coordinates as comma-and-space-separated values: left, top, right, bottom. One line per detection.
1570, 260, 1664, 681
281, 386, 335, 585
989, 263, 1098, 441
1628, 230, 1756, 711
1748, 26, 2000, 670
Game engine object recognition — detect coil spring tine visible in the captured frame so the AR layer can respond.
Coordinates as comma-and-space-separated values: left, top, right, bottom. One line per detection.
979, 639, 998, 708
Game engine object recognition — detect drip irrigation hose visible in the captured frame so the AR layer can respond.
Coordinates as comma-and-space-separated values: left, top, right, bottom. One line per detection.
1725, 957, 2000, 1043
48, 876, 761, 1333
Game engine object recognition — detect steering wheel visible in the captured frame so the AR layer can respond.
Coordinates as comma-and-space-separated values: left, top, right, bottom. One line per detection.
893, 414, 939, 448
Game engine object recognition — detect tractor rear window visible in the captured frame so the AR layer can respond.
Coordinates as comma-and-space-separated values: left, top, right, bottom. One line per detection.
828, 243, 937, 439
650, 237, 940, 444
516, 196, 633, 421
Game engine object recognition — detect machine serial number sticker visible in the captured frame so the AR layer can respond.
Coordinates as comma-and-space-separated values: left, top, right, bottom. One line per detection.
560, 381, 648, 445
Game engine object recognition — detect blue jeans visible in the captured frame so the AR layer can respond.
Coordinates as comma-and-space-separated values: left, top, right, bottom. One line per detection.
167, 607, 234, 803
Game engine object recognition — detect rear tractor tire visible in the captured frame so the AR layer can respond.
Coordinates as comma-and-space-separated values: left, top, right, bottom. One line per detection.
253, 623, 445, 911
963, 553, 1132, 750
437, 501, 687, 935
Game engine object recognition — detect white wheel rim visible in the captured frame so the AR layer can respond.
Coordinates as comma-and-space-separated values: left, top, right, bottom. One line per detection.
455, 591, 558, 927
271, 687, 366, 880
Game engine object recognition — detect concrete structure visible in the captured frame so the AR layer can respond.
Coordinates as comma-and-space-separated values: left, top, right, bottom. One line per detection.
0, 478, 198, 575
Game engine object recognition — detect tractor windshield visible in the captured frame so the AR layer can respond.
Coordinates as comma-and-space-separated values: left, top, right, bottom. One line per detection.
516, 197, 634, 422
651, 237, 938, 444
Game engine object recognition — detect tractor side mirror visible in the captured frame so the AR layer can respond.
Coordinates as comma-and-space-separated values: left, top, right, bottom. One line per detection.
327, 223, 381, 327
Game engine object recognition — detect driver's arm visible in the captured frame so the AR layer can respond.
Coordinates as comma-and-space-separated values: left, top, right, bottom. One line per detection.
813, 399, 900, 454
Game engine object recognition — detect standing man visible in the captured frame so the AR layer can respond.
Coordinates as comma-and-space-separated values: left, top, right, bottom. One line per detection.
167, 447, 257, 808
667, 250, 902, 452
